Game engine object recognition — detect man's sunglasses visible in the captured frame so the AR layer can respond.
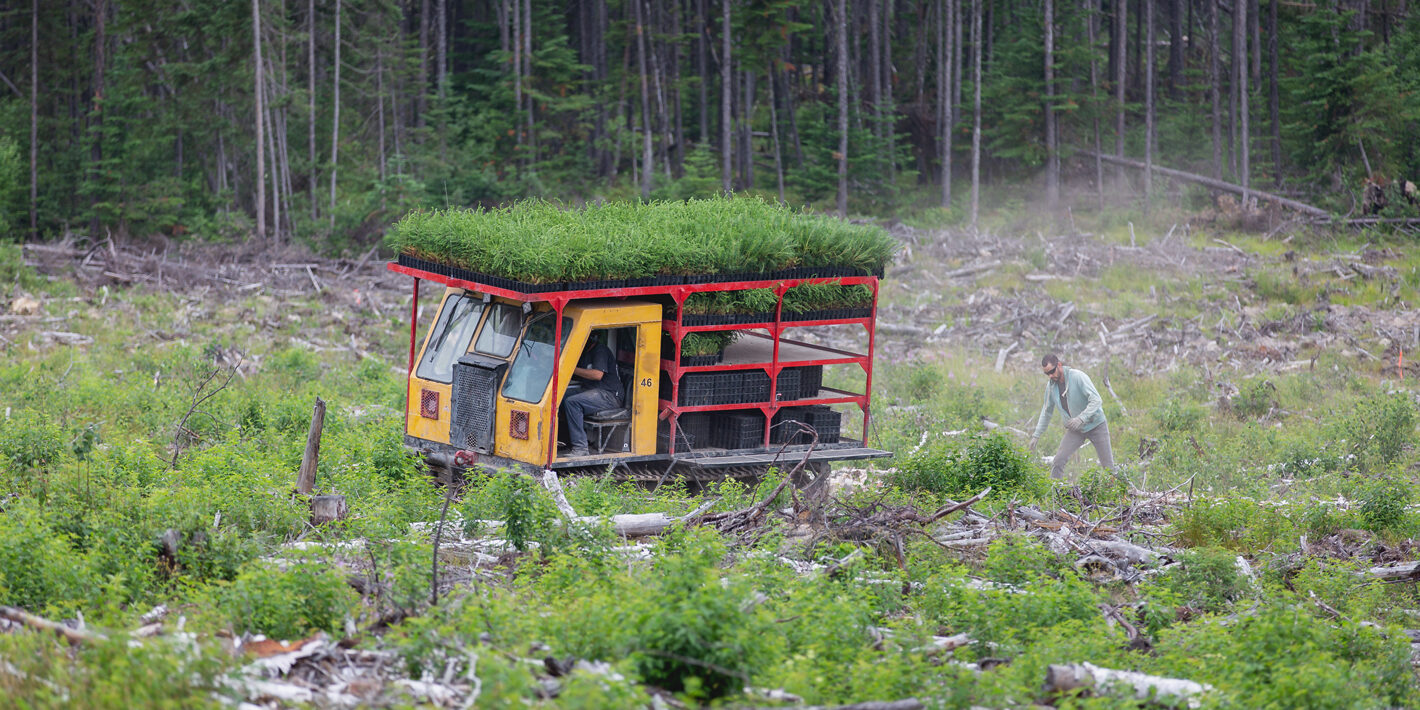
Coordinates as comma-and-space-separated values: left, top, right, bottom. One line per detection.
1043, 364, 1059, 377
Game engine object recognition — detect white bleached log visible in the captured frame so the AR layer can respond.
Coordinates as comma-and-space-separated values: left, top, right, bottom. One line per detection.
1087, 539, 1171, 565
1044, 662, 1211, 708
1367, 562, 1420, 581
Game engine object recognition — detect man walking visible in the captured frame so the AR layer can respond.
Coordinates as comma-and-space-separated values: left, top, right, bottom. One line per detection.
1030, 354, 1114, 479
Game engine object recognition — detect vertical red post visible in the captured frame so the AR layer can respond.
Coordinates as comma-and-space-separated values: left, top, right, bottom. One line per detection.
862, 277, 878, 444
668, 288, 689, 455
405, 278, 419, 433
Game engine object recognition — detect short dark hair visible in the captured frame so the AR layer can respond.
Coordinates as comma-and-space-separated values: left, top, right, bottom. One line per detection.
1041, 353, 1060, 367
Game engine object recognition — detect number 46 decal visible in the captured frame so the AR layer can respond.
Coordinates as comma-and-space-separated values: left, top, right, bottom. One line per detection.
640, 378, 653, 387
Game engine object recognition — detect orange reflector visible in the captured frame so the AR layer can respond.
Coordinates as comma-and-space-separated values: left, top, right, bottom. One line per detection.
419, 389, 439, 419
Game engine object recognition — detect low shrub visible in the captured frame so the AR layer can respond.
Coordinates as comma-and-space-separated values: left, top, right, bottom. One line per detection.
1151, 398, 1205, 432
886, 432, 1045, 500
1171, 497, 1299, 551
0, 409, 68, 472
1230, 379, 1276, 420
0, 503, 97, 614
460, 469, 561, 551
1343, 393, 1415, 471
218, 561, 358, 639
1146, 546, 1250, 615
631, 529, 770, 700
1357, 476, 1412, 534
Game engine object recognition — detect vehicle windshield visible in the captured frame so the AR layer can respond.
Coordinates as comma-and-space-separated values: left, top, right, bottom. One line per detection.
415, 293, 484, 383
501, 313, 571, 403
474, 304, 522, 357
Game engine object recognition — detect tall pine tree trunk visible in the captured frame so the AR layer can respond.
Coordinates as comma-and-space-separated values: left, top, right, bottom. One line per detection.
418, 0, 430, 128
768, 58, 785, 204
90, 0, 107, 237
252, 0, 266, 240
869, 0, 882, 145
1168, 0, 1183, 100
940, 0, 952, 207
308, 0, 317, 221
1088, 0, 1104, 209
1237, 0, 1249, 202
1113, 0, 1127, 189
970, 0, 981, 228
884, 0, 895, 181
1210, 0, 1222, 180
30, 0, 37, 238
512, 0, 522, 159
328, 0, 340, 228
1269, 0, 1281, 187
1045, 0, 1058, 207
635, 0, 653, 198
697, 0, 709, 146
721, 0, 732, 192
523, 0, 534, 163
1145, 0, 1154, 213
836, 0, 848, 217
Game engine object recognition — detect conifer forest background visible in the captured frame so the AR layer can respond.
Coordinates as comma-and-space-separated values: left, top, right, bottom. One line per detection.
1, 0, 1418, 245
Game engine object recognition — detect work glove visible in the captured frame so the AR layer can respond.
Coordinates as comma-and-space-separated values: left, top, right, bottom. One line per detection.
1028, 436, 1039, 453
1065, 417, 1083, 433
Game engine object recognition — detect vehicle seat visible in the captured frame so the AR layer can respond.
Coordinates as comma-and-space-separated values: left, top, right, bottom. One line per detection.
585, 366, 633, 453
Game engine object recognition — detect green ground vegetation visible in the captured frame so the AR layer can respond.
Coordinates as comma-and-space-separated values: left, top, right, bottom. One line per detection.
0, 238, 1418, 707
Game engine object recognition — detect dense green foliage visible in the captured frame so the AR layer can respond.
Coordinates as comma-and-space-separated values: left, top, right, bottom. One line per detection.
387, 197, 897, 282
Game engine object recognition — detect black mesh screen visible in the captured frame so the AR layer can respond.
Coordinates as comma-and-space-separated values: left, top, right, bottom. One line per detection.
451, 355, 508, 453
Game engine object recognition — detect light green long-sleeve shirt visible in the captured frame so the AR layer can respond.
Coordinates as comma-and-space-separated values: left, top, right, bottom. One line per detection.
1033, 366, 1106, 438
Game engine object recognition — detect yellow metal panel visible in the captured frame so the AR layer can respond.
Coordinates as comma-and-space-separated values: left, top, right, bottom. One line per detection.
629, 321, 661, 455
407, 379, 454, 444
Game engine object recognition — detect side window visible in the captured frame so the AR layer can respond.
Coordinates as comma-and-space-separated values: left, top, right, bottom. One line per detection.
415, 294, 484, 384
474, 304, 522, 358
501, 314, 572, 403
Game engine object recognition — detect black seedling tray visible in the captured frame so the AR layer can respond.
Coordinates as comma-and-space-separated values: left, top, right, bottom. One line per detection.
713, 412, 767, 449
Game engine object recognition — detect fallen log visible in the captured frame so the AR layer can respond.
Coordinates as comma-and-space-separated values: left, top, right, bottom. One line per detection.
1044, 662, 1210, 708
0, 606, 107, 645
944, 260, 1002, 279
1367, 561, 1420, 582
1080, 150, 1330, 218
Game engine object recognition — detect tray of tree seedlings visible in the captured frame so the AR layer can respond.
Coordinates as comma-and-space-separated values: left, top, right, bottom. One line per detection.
386, 197, 896, 291
679, 332, 738, 366
780, 282, 874, 321
680, 289, 779, 325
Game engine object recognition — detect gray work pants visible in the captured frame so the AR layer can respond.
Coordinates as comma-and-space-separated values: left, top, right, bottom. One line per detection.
1051, 421, 1115, 479
563, 388, 621, 449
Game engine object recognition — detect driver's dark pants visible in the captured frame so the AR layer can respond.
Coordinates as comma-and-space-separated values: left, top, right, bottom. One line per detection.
563, 388, 621, 449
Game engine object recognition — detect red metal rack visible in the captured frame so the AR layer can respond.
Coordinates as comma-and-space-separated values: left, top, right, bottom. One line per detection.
656, 276, 878, 454
389, 261, 879, 465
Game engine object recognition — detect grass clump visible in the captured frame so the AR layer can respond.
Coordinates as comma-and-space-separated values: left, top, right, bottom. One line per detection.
386, 196, 898, 283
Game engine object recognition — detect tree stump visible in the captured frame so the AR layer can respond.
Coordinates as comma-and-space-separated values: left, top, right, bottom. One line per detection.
310, 495, 348, 527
